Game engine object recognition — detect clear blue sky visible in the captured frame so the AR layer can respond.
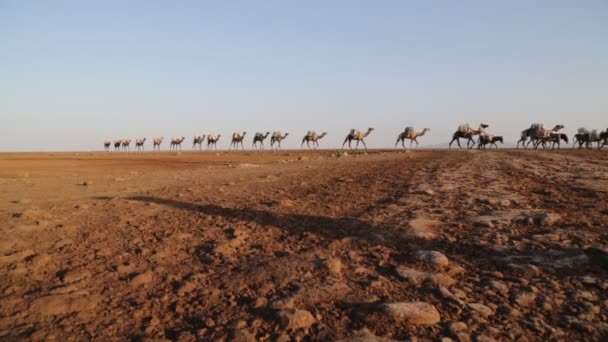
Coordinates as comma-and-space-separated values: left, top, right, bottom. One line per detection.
1, 0, 607, 151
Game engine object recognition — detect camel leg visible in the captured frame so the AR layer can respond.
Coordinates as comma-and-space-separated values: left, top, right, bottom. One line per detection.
361, 140, 367, 150
342, 138, 349, 149
355, 140, 360, 150
414, 139, 419, 148
456, 138, 462, 149
395, 137, 400, 148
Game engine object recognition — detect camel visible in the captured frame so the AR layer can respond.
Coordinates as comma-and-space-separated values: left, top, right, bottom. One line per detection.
193, 135, 205, 150
342, 128, 374, 150
477, 135, 503, 149
600, 129, 608, 149
574, 128, 603, 149
573, 132, 587, 149
301, 131, 327, 149
252, 132, 270, 150
395, 127, 430, 149
170, 137, 185, 150
518, 124, 564, 149
135, 138, 146, 151
449, 123, 488, 149
104, 140, 111, 151
153, 137, 164, 151
121, 139, 131, 151
537, 133, 568, 150
207, 134, 221, 150
114, 140, 122, 151
270, 132, 289, 150
229, 132, 247, 150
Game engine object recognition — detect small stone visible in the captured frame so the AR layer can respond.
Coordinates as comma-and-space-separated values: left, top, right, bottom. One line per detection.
271, 296, 295, 310
326, 258, 343, 276
231, 320, 248, 329
512, 291, 536, 307
130, 271, 154, 287
230, 329, 256, 342
277, 309, 316, 330
416, 250, 449, 268
448, 321, 468, 333
497, 305, 521, 318
251, 297, 268, 309
467, 303, 494, 317
487, 280, 509, 295
377, 302, 441, 324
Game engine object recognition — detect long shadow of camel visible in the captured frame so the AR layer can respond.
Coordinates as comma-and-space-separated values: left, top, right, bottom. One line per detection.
93, 196, 608, 277
125, 196, 380, 243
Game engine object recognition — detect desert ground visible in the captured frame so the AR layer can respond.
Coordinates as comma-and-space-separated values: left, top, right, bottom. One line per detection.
0, 149, 607, 341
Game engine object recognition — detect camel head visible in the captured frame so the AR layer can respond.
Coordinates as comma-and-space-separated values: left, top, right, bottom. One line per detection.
421, 128, 431, 135
479, 124, 489, 129
553, 125, 565, 132
319, 132, 327, 138
364, 128, 375, 136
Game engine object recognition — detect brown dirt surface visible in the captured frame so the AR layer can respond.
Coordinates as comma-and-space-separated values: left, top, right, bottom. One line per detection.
1, 149, 607, 341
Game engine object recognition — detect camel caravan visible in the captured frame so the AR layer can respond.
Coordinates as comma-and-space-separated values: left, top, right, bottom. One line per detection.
103, 124, 607, 152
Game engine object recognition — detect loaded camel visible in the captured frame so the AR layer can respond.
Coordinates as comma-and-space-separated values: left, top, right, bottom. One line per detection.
301, 131, 327, 149
114, 140, 122, 151
574, 128, 602, 149
121, 139, 131, 151
517, 124, 564, 149
193, 135, 205, 150
153, 137, 164, 151
207, 134, 221, 150
252, 132, 271, 150
170, 137, 185, 150
342, 128, 374, 150
539, 133, 568, 149
229, 132, 247, 150
104, 140, 111, 151
270, 132, 289, 150
600, 129, 608, 149
449, 124, 488, 149
135, 138, 146, 151
395, 127, 430, 149
477, 135, 503, 149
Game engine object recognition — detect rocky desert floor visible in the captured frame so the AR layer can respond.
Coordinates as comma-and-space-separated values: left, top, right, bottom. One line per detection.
0, 149, 607, 341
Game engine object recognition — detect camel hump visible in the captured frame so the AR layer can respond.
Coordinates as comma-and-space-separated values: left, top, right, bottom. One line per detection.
591, 129, 599, 139
404, 126, 414, 133
457, 124, 470, 133
577, 127, 589, 134
350, 129, 356, 135
531, 123, 543, 130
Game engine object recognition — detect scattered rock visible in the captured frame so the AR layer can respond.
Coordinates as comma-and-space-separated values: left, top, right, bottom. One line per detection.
230, 329, 256, 342
29, 294, 98, 316
487, 280, 509, 295
528, 213, 561, 226
448, 321, 468, 334
271, 296, 295, 310
130, 271, 154, 287
467, 303, 494, 317
277, 309, 316, 330
407, 218, 441, 240
512, 291, 536, 307
416, 250, 449, 268
376, 302, 441, 324
336, 329, 398, 341
326, 258, 343, 276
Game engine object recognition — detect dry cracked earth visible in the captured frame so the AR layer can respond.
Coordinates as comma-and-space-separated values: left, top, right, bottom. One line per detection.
0, 149, 607, 341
